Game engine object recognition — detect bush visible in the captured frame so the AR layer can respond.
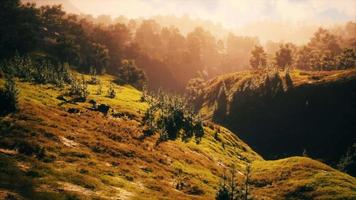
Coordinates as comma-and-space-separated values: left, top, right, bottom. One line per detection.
0, 76, 19, 115
143, 90, 204, 142
0, 54, 73, 86
107, 83, 116, 98
96, 81, 103, 95
215, 165, 251, 200
87, 66, 100, 85
68, 75, 89, 101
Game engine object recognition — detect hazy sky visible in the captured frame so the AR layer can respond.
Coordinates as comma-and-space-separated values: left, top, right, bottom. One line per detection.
63, 0, 356, 28
25, 0, 356, 44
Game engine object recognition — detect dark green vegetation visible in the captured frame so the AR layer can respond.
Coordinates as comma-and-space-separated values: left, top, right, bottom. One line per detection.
0, 54, 72, 86
0, 77, 19, 116
142, 91, 204, 142
196, 69, 356, 176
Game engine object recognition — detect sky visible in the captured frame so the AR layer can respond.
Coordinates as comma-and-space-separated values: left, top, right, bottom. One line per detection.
25, 0, 356, 44
62, 0, 356, 28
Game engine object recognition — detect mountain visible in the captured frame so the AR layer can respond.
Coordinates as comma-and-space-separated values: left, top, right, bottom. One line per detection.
0, 73, 355, 199
196, 68, 356, 176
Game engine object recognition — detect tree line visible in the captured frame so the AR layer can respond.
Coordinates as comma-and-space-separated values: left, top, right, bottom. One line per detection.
249, 26, 355, 71
1, 1, 355, 92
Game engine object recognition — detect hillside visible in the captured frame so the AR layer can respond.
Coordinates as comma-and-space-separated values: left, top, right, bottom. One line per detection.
196, 69, 356, 175
0, 75, 355, 200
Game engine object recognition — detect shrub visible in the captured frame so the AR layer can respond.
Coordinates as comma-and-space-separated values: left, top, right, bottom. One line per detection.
337, 143, 356, 175
0, 54, 72, 86
68, 75, 89, 101
87, 66, 100, 85
107, 83, 116, 98
96, 81, 103, 95
143, 90, 204, 142
0, 76, 19, 115
215, 184, 230, 200
215, 165, 251, 200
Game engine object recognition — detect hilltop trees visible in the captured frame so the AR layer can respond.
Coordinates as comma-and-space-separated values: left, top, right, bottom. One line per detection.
307, 28, 341, 71
275, 44, 294, 70
1, 1, 355, 92
336, 48, 356, 69
294, 27, 353, 71
249, 46, 267, 70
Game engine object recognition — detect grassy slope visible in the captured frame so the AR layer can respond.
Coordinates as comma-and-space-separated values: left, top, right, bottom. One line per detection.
0, 74, 355, 200
199, 69, 356, 118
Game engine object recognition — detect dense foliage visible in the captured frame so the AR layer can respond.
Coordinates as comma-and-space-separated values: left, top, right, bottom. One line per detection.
115, 60, 147, 89
250, 27, 355, 71
1, 1, 355, 92
0, 54, 72, 86
68, 75, 89, 101
143, 90, 204, 142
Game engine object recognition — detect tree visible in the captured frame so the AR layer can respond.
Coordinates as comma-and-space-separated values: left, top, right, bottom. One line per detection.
116, 59, 147, 89
91, 43, 110, 74
337, 48, 356, 69
0, 0, 40, 59
249, 45, 267, 70
275, 44, 293, 70
295, 46, 312, 70
55, 34, 81, 65
307, 28, 341, 70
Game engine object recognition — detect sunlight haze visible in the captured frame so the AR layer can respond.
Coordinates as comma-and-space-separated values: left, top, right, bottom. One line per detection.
24, 0, 356, 44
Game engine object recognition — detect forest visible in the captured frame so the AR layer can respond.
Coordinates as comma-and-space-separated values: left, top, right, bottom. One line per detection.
1, 1, 355, 92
